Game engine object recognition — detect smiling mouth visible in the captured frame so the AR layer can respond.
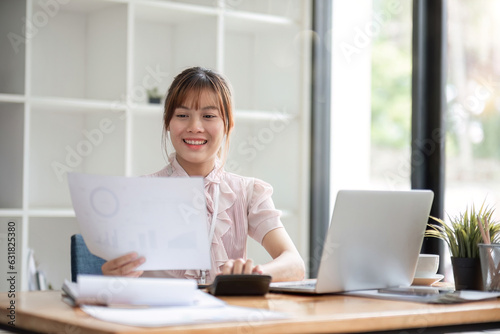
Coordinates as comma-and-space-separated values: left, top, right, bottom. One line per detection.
183, 139, 207, 145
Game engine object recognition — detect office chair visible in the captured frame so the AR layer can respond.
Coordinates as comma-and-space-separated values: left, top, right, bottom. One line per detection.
70, 234, 106, 282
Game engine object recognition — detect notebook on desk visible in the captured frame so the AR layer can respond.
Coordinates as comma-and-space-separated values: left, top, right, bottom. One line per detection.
270, 189, 434, 294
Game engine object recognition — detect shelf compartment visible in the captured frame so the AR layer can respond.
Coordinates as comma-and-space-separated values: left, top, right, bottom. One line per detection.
30, 0, 127, 101
28, 209, 75, 217
134, 1, 217, 23
228, 119, 301, 209
157, 0, 218, 9
29, 106, 126, 209
235, 109, 297, 121
28, 217, 80, 289
0, 209, 23, 217
130, 112, 167, 176
250, 120, 302, 210
30, 96, 127, 112
224, 0, 303, 22
133, 2, 218, 105
0, 0, 26, 95
0, 94, 26, 104
130, 104, 163, 115
224, 23, 302, 114
0, 103, 24, 209
57, 0, 121, 13
224, 10, 295, 33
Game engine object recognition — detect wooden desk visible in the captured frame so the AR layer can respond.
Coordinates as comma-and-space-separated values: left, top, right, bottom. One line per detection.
1, 290, 500, 334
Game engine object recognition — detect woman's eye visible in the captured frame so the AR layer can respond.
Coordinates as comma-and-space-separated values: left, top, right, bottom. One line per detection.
176, 114, 188, 118
204, 114, 216, 119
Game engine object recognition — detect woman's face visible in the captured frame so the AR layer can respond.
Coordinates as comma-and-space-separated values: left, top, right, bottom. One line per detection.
168, 89, 225, 175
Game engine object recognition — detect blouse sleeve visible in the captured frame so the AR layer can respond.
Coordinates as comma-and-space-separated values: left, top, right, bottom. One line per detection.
247, 178, 284, 244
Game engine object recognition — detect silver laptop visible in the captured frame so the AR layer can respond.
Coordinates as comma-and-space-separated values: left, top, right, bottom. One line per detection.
269, 189, 434, 294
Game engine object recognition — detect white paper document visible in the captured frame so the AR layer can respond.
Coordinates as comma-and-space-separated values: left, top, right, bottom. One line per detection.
81, 303, 288, 327
68, 172, 211, 271
63, 275, 204, 306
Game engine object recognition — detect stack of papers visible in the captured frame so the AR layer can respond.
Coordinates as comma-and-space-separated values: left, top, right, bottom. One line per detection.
62, 275, 289, 327
63, 275, 198, 306
81, 304, 288, 327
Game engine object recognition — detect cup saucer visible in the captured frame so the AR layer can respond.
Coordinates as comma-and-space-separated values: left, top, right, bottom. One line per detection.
412, 274, 444, 286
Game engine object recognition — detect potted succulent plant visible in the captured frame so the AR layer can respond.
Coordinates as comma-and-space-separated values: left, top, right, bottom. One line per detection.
425, 203, 500, 290
147, 87, 162, 104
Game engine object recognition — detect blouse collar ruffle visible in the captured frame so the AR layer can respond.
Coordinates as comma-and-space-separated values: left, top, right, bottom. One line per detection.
166, 154, 237, 280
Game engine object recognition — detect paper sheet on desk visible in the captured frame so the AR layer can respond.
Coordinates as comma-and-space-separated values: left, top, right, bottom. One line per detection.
63, 275, 202, 306
68, 172, 211, 271
81, 301, 288, 327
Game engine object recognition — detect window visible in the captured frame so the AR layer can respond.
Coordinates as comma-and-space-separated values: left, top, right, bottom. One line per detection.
445, 0, 500, 222
330, 0, 413, 204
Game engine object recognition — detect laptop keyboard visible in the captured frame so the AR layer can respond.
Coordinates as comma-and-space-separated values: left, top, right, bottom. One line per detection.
271, 280, 317, 290
291, 282, 316, 289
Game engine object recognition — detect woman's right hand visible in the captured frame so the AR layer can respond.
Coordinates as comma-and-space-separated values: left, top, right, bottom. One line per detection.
101, 252, 146, 277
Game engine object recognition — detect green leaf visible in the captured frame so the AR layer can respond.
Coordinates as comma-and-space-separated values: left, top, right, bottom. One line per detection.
425, 201, 500, 258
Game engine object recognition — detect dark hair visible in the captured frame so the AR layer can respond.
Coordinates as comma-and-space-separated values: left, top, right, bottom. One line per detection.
162, 67, 234, 163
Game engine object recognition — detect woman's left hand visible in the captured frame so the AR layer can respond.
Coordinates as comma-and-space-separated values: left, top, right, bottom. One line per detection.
220, 258, 264, 275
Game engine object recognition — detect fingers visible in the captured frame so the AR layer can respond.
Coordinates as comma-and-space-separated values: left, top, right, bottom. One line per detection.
124, 270, 144, 278
243, 259, 253, 274
232, 258, 244, 274
220, 258, 260, 275
220, 260, 234, 275
101, 252, 145, 277
252, 264, 264, 275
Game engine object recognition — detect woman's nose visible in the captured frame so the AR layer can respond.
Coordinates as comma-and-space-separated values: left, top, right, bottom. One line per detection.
187, 116, 203, 132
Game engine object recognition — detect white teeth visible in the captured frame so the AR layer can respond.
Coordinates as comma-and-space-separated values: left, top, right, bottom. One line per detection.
184, 139, 207, 145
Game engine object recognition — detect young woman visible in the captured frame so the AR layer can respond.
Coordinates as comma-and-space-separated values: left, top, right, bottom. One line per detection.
102, 67, 305, 284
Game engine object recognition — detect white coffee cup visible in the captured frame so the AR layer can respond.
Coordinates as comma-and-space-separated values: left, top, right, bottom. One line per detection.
415, 254, 439, 278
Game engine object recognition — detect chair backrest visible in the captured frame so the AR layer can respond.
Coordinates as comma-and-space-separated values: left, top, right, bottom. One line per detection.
70, 234, 106, 282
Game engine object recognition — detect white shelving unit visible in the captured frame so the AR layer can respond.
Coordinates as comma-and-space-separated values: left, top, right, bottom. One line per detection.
0, 0, 311, 290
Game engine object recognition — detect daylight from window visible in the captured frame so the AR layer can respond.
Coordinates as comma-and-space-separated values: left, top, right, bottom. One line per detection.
445, 0, 500, 222
331, 0, 500, 224
370, 0, 412, 191
330, 0, 412, 203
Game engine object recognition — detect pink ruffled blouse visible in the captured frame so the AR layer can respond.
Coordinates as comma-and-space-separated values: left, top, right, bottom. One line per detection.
141, 154, 284, 283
